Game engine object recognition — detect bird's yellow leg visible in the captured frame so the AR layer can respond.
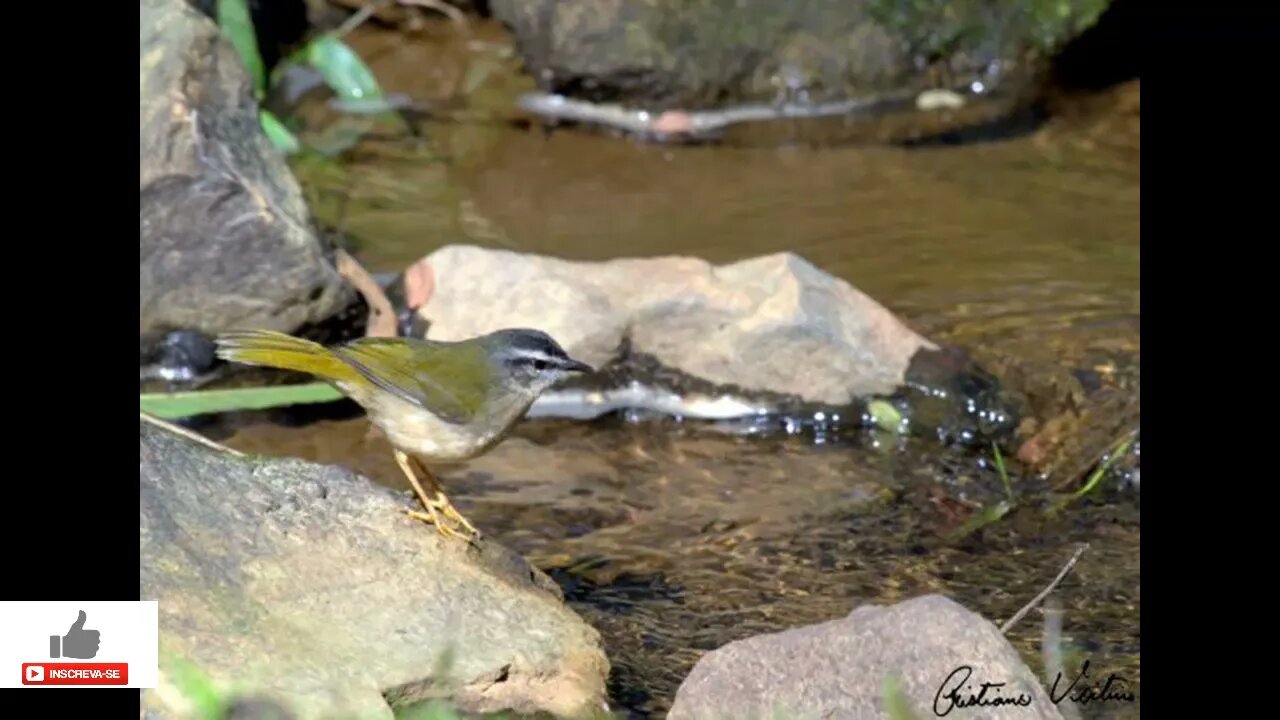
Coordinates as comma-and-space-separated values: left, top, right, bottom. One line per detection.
394, 450, 480, 541
394, 450, 458, 538
407, 453, 482, 539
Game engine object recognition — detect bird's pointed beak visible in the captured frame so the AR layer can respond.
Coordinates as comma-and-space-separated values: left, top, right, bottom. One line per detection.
562, 358, 594, 374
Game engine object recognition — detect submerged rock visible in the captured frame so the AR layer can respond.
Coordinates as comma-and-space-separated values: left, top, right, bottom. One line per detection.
410, 245, 938, 409
139, 417, 609, 719
489, 0, 1108, 113
140, 0, 353, 354
668, 594, 1063, 720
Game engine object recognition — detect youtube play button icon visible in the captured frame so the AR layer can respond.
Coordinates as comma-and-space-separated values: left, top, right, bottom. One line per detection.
25, 666, 42, 683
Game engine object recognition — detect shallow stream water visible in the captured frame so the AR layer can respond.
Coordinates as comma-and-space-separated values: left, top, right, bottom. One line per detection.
205, 21, 1139, 719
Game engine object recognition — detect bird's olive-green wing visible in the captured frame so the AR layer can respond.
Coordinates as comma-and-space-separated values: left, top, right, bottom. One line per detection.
332, 338, 489, 425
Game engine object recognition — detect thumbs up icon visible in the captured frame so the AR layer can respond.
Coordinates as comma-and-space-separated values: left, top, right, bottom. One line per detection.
50, 610, 101, 659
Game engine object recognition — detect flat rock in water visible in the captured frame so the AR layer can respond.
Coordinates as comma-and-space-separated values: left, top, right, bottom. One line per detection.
138, 418, 609, 719
668, 594, 1063, 720
411, 244, 936, 406
139, 0, 352, 349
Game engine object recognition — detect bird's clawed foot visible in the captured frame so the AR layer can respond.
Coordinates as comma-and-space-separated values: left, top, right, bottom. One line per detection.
394, 450, 483, 546
401, 493, 483, 545
402, 509, 482, 545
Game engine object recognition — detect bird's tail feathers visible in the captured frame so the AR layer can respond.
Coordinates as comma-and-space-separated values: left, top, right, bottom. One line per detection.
214, 329, 358, 383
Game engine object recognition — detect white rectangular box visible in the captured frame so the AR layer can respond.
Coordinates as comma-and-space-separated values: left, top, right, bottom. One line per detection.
0, 600, 159, 688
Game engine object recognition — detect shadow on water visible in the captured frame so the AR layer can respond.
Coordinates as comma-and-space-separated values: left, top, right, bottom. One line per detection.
191, 13, 1139, 720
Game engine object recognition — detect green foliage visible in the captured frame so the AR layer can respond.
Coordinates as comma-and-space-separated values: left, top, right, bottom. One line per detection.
943, 442, 1017, 543
944, 498, 1013, 543
213, 3, 395, 155
139, 382, 343, 419
216, 0, 265, 97
306, 35, 387, 108
259, 109, 300, 154
165, 657, 226, 720
1024, 0, 1110, 51
1072, 434, 1134, 501
867, 399, 905, 434
1047, 432, 1137, 515
883, 672, 923, 720
992, 442, 1013, 502
867, 0, 1110, 61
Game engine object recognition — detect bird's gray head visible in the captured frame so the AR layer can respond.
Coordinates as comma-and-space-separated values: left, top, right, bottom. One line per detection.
482, 328, 593, 395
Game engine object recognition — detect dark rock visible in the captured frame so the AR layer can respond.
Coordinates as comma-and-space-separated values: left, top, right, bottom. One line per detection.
488, 0, 1109, 110
140, 0, 354, 352
139, 417, 609, 719
668, 594, 1063, 720
899, 345, 1021, 445
139, 329, 220, 384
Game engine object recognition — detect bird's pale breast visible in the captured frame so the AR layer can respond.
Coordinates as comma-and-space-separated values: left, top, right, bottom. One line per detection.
339, 380, 515, 463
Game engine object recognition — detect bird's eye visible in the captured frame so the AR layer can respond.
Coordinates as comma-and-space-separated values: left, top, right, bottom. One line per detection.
533, 359, 549, 371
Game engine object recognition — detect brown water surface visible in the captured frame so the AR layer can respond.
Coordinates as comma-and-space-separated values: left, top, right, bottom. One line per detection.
215, 22, 1139, 719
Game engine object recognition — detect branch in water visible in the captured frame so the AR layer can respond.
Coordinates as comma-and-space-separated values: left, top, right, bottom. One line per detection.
399, 0, 470, 31
1001, 543, 1089, 634
335, 248, 398, 338
515, 85, 964, 141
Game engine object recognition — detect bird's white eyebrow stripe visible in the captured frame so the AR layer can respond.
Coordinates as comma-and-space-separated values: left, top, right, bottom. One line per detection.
510, 348, 559, 362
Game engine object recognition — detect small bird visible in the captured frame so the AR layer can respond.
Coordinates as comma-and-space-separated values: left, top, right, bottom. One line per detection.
214, 327, 593, 542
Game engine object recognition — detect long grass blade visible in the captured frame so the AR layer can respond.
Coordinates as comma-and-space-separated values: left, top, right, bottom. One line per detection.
139, 383, 343, 419
259, 110, 300, 154
216, 0, 266, 96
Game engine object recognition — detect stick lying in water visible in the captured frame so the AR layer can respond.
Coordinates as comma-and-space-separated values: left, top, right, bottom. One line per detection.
515, 85, 970, 140
1001, 543, 1089, 634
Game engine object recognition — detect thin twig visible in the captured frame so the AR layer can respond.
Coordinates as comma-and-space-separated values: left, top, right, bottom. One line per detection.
140, 411, 244, 457
1001, 543, 1089, 634
335, 248, 398, 337
399, 0, 471, 31
332, 0, 392, 41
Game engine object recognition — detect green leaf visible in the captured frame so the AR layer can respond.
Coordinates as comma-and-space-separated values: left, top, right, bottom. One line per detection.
260, 110, 300, 154
164, 657, 224, 720
216, 0, 266, 97
139, 383, 344, 419
306, 35, 386, 105
992, 442, 1013, 501
944, 499, 1013, 543
1073, 435, 1135, 500
867, 399, 904, 433
1046, 432, 1137, 516
883, 673, 922, 720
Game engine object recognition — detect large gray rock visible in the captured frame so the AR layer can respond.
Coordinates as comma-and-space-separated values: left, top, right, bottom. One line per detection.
140, 0, 353, 350
669, 594, 1063, 720
139, 416, 609, 719
410, 244, 936, 407
489, 0, 1109, 111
